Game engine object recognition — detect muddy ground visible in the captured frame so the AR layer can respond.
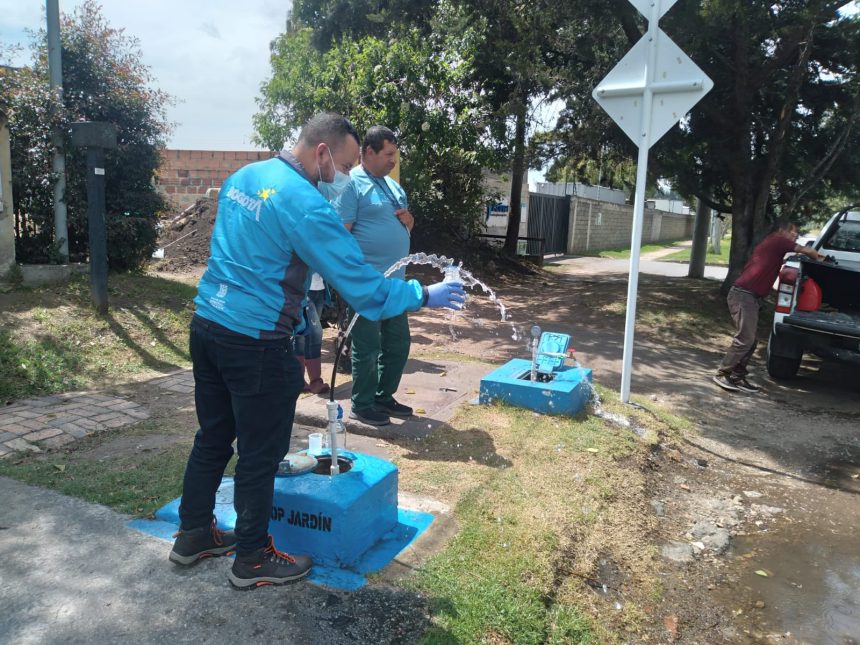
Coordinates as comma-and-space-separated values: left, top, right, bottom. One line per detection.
403, 260, 860, 644
141, 253, 860, 643
121, 201, 860, 643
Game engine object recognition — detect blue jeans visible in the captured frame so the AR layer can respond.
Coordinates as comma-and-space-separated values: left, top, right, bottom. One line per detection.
293, 290, 325, 359
179, 316, 304, 554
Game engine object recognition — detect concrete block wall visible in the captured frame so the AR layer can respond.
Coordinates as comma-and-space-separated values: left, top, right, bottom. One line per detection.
566, 197, 693, 254
156, 149, 273, 210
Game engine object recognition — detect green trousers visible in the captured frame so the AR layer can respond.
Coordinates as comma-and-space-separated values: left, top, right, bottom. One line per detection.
347, 308, 411, 410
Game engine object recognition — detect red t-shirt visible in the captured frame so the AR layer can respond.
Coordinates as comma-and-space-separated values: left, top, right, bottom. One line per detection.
734, 232, 799, 297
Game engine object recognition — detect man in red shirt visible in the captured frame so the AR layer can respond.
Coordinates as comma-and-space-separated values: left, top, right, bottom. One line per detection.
714, 219, 825, 392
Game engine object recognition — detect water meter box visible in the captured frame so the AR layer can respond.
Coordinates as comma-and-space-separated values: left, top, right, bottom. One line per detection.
270, 451, 398, 568
535, 332, 571, 374
154, 450, 399, 569
479, 358, 593, 416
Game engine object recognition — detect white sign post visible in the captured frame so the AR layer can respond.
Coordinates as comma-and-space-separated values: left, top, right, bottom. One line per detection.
593, 0, 713, 403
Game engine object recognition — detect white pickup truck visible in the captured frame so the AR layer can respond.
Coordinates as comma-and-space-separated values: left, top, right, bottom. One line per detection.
766, 205, 860, 378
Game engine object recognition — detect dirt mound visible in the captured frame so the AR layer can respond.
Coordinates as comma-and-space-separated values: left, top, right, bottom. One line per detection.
149, 198, 216, 272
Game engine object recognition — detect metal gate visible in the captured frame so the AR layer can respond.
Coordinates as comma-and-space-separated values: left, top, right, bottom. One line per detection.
527, 193, 570, 255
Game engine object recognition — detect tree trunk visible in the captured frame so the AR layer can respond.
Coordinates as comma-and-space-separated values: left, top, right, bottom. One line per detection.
724, 198, 754, 292
503, 99, 527, 256
688, 198, 710, 279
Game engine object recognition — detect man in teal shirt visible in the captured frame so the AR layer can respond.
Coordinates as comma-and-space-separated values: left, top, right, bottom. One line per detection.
337, 126, 414, 425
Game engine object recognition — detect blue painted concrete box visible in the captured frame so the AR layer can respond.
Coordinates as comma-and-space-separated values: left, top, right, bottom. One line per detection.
479, 358, 593, 416
154, 450, 399, 569
271, 451, 399, 568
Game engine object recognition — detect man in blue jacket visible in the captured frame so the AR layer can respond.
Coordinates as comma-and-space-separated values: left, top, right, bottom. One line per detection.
168, 113, 464, 589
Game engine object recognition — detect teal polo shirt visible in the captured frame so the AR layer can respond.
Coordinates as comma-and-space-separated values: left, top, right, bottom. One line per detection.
335, 165, 410, 279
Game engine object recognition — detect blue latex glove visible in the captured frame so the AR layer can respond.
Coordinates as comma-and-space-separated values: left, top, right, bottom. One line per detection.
425, 281, 466, 310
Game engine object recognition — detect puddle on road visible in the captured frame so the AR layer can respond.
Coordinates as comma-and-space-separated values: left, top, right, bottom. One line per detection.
727, 531, 860, 643
809, 457, 860, 494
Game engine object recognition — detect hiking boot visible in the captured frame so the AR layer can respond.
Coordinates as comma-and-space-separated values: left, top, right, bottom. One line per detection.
374, 398, 413, 418
169, 518, 237, 565
228, 536, 312, 589
732, 376, 761, 393
349, 406, 390, 426
712, 373, 739, 392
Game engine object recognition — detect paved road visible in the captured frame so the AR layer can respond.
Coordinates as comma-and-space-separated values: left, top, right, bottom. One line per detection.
0, 476, 430, 645
546, 253, 729, 281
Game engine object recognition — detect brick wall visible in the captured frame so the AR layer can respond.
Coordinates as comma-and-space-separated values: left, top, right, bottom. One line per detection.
156, 149, 274, 210
566, 197, 693, 254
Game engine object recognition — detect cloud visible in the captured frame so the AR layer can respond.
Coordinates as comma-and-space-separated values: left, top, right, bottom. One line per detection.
0, 0, 289, 150
198, 22, 222, 40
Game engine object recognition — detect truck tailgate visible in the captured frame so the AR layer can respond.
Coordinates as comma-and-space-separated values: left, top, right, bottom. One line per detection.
783, 311, 860, 339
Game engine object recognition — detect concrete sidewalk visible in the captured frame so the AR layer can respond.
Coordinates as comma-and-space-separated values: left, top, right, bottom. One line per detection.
0, 476, 430, 644
0, 358, 492, 643
546, 254, 728, 281
0, 358, 491, 458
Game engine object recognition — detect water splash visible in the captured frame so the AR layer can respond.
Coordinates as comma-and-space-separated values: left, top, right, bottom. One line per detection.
341, 253, 512, 341
577, 366, 647, 437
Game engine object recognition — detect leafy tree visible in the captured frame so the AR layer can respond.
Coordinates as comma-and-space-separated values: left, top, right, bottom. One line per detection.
2, 0, 171, 269
539, 144, 637, 194
422, 0, 593, 255
547, 0, 860, 285
255, 26, 495, 248
289, 0, 436, 49
291, 0, 587, 256
0, 64, 66, 263
660, 1, 860, 285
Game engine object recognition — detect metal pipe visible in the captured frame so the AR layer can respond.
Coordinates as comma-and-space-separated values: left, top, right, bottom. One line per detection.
326, 400, 340, 476
595, 79, 706, 99
530, 325, 541, 381
620, 3, 661, 404
47, 0, 69, 261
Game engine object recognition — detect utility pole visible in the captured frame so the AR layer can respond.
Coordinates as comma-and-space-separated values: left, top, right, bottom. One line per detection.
47, 0, 69, 261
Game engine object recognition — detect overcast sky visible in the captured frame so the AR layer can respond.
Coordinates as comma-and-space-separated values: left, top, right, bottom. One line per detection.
1, 0, 288, 150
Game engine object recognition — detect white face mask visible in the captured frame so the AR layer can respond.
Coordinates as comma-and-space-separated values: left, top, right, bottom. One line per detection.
318, 147, 351, 201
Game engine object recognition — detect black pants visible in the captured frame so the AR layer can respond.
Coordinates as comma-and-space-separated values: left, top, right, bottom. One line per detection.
178, 317, 304, 554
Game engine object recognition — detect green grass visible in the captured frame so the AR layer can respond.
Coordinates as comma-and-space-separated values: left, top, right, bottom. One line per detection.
663, 237, 731, 265
395, 390, 665, 644
0, 267, 700, 641
415, 476, 598, 644
579, 239, 688, 260
0, 272, 196, 402
0, 379, 673, 642
0, 422, 236, 517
